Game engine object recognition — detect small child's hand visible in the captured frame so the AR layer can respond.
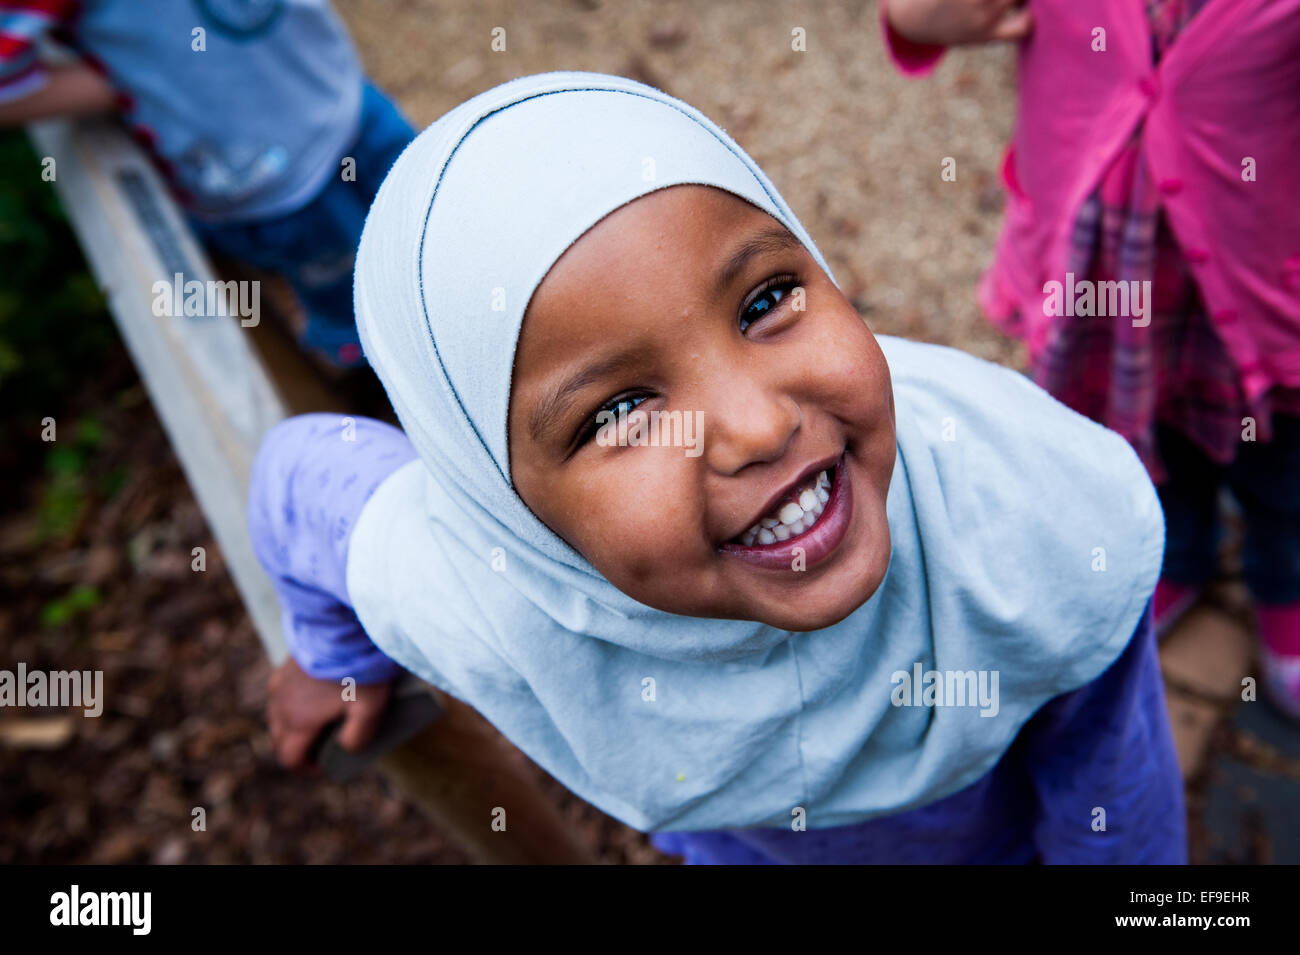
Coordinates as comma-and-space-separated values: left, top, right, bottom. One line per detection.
266, 657, 392, 772
886, 0, 1034, 47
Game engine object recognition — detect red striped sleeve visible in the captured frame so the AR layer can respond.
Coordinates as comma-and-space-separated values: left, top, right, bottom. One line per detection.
0, 0, 76, 96
0, 1, 77, 16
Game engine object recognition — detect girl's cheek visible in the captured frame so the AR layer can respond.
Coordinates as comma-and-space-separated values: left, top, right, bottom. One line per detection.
596, 506, 699, 588
580, 453, 698, 557
810, 310, 888, 413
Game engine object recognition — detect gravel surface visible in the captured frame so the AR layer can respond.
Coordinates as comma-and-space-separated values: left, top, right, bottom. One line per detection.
338, 0, 1025, 363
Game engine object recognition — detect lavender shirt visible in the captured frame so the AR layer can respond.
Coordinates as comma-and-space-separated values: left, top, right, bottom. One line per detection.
248, 413, 1188, 864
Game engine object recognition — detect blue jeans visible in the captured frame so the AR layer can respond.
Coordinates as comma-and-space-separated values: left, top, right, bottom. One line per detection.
1157, 415, 1300, 604
191, 81, 415, 368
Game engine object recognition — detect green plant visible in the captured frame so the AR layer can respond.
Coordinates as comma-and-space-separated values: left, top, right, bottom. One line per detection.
0, 131, 113, 443
36, 412, 110, 540
40, 584, 102, 628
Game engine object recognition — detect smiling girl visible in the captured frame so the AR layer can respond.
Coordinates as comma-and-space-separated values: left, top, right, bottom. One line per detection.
248, 71, 1185, 863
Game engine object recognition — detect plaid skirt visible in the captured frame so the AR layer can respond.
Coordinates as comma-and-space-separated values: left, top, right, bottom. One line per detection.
1028, 141, 1300, 485
1008, 0, 1300, 484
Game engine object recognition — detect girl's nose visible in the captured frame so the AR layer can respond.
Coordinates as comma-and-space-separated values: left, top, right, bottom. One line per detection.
703, 378, 802, 476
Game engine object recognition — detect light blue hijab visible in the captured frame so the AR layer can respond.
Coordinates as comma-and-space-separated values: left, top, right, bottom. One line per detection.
348, 71, 1164, 832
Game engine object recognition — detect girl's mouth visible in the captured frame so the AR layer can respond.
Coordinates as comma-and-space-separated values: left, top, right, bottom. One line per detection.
719, 452, 853, 571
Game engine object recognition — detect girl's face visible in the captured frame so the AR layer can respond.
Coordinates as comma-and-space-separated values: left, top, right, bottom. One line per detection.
507, 185, 896, 632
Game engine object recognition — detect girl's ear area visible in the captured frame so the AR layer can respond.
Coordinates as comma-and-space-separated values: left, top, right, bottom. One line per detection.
504, 293, 554, 511
504, 339, 531, 499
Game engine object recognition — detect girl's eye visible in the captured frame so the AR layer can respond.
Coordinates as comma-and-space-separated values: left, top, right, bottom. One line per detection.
740, 276, 800, 333
607, 394, 646, 418
580, 393, 648, 446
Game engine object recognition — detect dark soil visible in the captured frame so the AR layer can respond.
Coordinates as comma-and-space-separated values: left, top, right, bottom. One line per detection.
0, 340, 671, 864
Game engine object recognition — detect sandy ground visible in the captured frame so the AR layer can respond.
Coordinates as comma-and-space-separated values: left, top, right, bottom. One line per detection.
338, 0, 1024, 364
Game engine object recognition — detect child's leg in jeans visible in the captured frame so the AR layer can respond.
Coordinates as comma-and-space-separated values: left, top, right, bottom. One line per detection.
276, 81, 414, 366
1153, 422, 1224, 633
1224, 414, 1300, 718
192, 178, 369, 368
190, 82, 414, 369
350, 81, 416, 207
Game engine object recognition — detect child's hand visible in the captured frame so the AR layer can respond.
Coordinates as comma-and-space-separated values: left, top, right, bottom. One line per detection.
266, 658, 392, 772
886, 0, 1034, 47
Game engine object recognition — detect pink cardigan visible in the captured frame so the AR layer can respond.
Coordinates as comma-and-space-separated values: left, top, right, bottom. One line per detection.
879, 0, 1300, 405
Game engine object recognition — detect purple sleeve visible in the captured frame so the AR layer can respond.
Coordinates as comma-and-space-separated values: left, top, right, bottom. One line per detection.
247, 413, 418, 683
1021, 604, 1188, 864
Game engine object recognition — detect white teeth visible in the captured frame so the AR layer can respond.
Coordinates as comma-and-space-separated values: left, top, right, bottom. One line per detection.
777, 502, 804, 526
732, 465, 837, 547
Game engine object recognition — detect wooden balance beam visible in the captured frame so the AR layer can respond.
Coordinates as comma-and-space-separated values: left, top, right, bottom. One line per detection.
28, 117, 595, 864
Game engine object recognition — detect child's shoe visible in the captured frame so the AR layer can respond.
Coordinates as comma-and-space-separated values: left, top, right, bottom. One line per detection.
1257, 602, 1300, 722
1154, 577, 1200, 639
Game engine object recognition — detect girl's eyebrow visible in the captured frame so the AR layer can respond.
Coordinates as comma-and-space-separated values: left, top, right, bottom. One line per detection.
713, 224, 804, 298
529, 351, 643, 443
528, 223, 803, 445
